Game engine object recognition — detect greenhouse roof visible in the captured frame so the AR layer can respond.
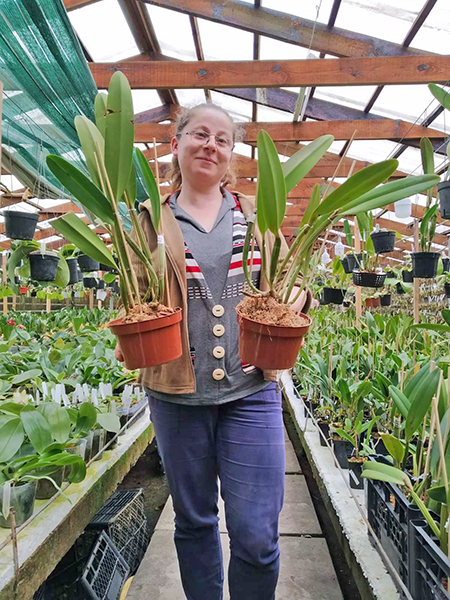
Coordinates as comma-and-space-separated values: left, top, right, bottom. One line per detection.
1, 0, 450, 261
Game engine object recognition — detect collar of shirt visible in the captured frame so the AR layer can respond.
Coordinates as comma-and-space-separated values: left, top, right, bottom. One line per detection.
169, 188, 236, 233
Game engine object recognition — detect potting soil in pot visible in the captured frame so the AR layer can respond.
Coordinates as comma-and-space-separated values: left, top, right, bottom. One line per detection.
236, 295, 308, 327
121, 302, 176, 324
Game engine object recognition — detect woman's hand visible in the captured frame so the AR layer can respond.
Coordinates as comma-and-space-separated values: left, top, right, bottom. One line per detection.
115, 344, 124, 363
288, 287, 307, 314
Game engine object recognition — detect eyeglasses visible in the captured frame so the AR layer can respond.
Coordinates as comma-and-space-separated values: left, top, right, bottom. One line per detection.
179, 130, 234, 151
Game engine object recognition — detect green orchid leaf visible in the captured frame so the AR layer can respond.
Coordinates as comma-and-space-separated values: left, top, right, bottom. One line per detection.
301, 184, 321, 227
74, 115, 105, 190
389, 385, 410, 418
7, 240, 39, 294
361, 461, 407, 486
427, 484, 447, 505
257, 130, 286, 235
429, 84, 450, 112
20, 406, 53, 455
341, 175, 439, 216
405, 366, 441, 439
104, 71, 134, 203
94, 92, 108, 138
0, 418, 24, 463
12, 369, 42, 385
282, 135, 334, 193
46, 156, 114, 226
316, 160, 398, 216
96, 412, 121, 433
135, 148, 160, 230
51, 213, 116, 269
39, 404, 71, 444
333, 428, 355, 446
380, 433, 405, 466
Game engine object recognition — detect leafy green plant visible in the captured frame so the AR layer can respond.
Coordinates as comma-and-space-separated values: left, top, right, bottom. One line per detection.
241, 130, 438, 308
46, 72, 165, 316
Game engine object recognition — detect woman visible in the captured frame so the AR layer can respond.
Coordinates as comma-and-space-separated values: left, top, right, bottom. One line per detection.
116, 103, 311, 600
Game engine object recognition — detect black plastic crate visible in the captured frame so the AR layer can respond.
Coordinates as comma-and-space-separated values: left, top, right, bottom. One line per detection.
408, 519, 450, 600
87, 489, 150, 574
80, 532, 130, 600
366, 474, 419, 593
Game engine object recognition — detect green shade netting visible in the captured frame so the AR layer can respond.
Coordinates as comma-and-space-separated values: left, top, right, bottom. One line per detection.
0, 0, 145, 219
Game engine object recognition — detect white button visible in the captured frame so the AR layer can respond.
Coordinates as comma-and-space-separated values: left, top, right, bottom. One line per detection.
212, 304, 225, 317
212, 368, 225, 381
213, 346, 225, 359
213, 324, 225, 337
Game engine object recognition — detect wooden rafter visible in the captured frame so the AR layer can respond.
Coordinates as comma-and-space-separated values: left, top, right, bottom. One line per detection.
189, 15, 210, 102
133, 119, 446, 143
89, 55, 450, 89
141, 0, 431, 59
116, 0, 178, 105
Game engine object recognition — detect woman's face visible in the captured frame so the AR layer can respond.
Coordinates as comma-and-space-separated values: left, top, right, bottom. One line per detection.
171, 108, 234, 188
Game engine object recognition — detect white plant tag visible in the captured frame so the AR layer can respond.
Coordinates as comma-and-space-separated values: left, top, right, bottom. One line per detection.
83, 384, 89, 399
2, 481, 11, 521
96, 290, 107, 301
62, 394, 70, 407
91, 388, 98, 406
110, 400, 116, 414
42, 382, 48, 398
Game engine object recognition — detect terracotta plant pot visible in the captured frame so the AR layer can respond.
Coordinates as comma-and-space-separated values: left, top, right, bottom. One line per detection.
19, 286, 28, 295
372, 297, 381, 307
365, 298, 373, 308
109, 308, 183, 370
237, 312, 312, 370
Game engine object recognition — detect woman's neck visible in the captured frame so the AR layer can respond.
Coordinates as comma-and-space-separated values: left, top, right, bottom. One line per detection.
176, 181, 223, 210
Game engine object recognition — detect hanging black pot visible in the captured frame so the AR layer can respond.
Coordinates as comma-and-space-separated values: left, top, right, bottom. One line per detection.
29, 252, 59, 281
77, 254, 100, 273
83, 277, 98, 289
445, 283, 450, 298
370, 230, 396, 254
341, 256, 351, 274
323, 287, 346, 305
332, 438, 353, 469
352, 271, 386, 288
345, 254, 357, 272
66, 257, 79, 285
3, 211, 39, 240
319, 296, 330, 305
396, 282, 406, 294
380, 294, 391, 306
97, 280, 105, 289
107, 280, 120, 294
385, 271, 396, 281
99, 263, 118, 274
438, 181, 450, 219
442, 258, 450, 273
411, 252, 440, 279
402, 269, 413, 283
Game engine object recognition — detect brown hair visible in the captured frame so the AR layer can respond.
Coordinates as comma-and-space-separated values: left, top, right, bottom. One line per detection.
167, 103, 244, 192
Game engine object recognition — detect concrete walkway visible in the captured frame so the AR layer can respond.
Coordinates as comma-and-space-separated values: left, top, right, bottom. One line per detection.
128, 430, 343, 600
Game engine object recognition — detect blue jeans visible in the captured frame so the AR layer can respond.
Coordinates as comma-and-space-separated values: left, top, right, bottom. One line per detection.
147, 383, 285, 600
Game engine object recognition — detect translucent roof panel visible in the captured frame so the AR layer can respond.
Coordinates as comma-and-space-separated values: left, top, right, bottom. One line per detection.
196, 19, 253, 61
261, 0, 335, 24
334, 0, 423, 43
210, 92, 253, 122
259, 37, 310, 61
372, 85, 448, 128
258, 105, 293, 122
68, 0, 139, 62
313, 84, 379, 112
409, 0, 450, 54
345, 140, 401, 166
131, 90, 162, 115
145, 5, 197, 61
174, 89, 210, 107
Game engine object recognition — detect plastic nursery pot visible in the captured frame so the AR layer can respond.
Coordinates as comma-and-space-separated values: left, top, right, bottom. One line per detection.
99, 263, 118, 274
445, 283, 450, 298
3, 210, 39, 240
91, 428, 106, 461
0, 480, 37, 528
64, 438, 87, 480
438, 181, 450, 219
443, 258, 450, 273
237, 312, 312, 370
372, 297, 381, 308
411, 252, 440, 279
345, 254, 357, 272
29, 252, 59, 282
109, 307, 183, 370
341, 256, 352, 274
323, 287, 346, 305
19, 286, 28, 295
370, 230, 396, 254
332, 438, 353, 469
396, 282, 406, 295
380, 294, 391, 306
365, 298, 373, 308
318, 421, 330, 447
402, 269, 413, 283
66, 257, 79, 285
77, 254, 100, 273
36, 467, 65, 500
348, 458, 366, 490
352, 271, 386, 288
83, 276, 98, 289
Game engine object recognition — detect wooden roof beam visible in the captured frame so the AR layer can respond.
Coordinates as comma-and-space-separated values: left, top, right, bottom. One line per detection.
133, 119, 446, 143
141, 0, 432, 58
90, 55, 450, 89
